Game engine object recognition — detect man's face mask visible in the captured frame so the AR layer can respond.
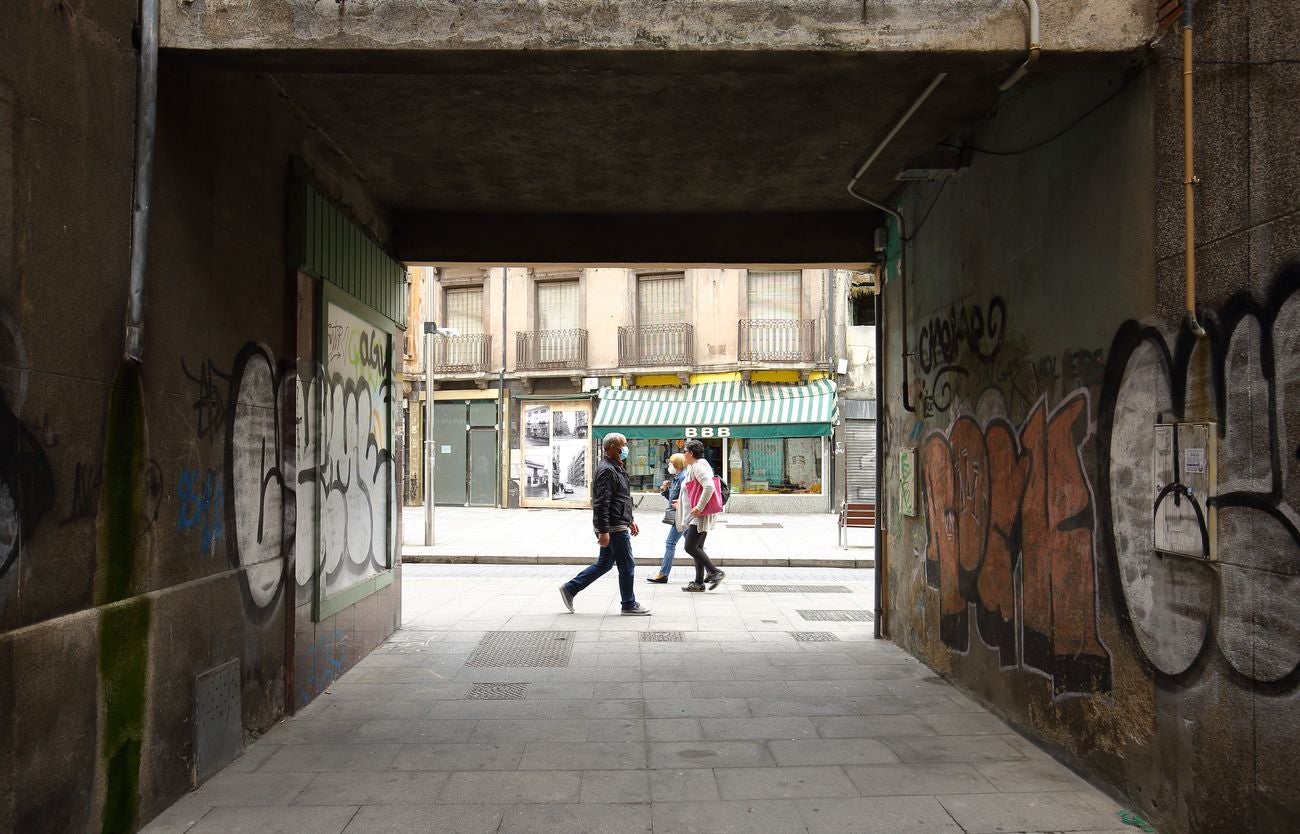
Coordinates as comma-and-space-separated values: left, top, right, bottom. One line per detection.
619, 445, 629, 461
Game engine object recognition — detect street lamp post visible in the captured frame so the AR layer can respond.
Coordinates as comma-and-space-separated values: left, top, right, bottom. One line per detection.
423, 323, 458, 545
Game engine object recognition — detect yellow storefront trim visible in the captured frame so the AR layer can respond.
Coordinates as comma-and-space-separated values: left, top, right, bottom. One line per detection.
689, 371, 743, 384
633, 374, 682, 387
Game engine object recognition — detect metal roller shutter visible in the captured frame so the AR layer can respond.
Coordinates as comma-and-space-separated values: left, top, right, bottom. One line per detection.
844, 419, 876, 502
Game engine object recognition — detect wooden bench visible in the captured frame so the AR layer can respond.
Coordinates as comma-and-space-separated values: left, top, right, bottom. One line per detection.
838, 501, 876, 547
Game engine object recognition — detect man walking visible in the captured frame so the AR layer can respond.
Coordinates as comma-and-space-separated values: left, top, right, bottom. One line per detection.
560, 432, 651, 616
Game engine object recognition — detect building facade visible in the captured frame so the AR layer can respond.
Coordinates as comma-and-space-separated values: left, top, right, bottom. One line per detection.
411, 267, 870, 514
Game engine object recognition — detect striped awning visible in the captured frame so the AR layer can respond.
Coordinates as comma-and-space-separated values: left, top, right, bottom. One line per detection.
593, 379, 838, 439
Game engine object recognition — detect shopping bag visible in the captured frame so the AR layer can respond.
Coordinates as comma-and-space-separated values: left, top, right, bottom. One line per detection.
683, 476, 725, 516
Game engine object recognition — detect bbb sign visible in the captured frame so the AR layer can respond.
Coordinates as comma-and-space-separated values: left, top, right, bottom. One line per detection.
683, 427, 732, 438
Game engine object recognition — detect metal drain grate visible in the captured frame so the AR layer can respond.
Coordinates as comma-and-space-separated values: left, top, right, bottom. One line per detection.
464, 631, 576, 667
797, 609, 873, 622
194, 659, 241, 783
726, 523, 784, 529
743, 585, 853, 593
641, 631, 684, 643
790, 631, 841, 642
466, 682, 530, 700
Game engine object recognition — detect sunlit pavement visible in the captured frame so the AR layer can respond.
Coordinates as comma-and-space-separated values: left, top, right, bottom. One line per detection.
402, 506, 876, 569
144, 565, 1131, 834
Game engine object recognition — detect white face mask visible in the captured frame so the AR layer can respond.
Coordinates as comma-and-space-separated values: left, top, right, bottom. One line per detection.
667, 464, 678, 475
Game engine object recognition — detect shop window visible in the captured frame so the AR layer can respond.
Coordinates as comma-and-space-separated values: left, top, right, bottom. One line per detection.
734, 437, 823, 495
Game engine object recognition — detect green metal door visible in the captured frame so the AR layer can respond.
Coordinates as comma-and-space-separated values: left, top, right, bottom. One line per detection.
433, 402, 468, 505
469, 430, 497, 506
467, 402, 498, 507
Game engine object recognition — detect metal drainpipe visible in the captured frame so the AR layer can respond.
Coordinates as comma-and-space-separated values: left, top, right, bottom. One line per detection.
498, 266, 509, 506
873, 287, 885, 638
826, 269, 836, 510
998, 0, 1041, 92
124, 0, 159, 363
847, 72, 948, 414
1182, 0, 1206, 336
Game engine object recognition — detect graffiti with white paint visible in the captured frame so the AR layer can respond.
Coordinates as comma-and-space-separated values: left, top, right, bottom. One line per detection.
1099, 267, 1300, 690
922, 389, 1112, 697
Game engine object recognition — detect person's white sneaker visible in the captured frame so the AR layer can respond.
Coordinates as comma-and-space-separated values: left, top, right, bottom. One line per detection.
620, 603, 651, 616
559, 585, 575, 614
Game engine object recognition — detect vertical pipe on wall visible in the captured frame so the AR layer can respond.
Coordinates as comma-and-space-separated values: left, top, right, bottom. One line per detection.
124, 0, 159, 363
826, 269, 836, 510
873, 287, 885, 638
1182, 0, 1206, 336
498, 267, 509, 507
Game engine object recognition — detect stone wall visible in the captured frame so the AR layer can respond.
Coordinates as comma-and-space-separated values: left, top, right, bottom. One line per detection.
882, 6, 1300, 830
0, 6, 400, 830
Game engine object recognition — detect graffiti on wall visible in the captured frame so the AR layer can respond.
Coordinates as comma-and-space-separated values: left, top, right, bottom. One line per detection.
1099, 268, 1300, 690
0, 309, 54, 583
922, 389, 1112, 697
177, 468, 225, 558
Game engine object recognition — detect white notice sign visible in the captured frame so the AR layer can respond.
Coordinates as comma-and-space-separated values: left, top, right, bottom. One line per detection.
1184, 448, 1206, 474
440, 444, 452, 454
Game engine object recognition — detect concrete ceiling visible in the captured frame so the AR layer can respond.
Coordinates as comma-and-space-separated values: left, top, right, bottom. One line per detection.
269, 52, 1011, 215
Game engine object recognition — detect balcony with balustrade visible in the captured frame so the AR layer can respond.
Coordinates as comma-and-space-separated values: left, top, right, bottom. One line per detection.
737, 319, 821, 369
617, 323, 694, 371
431, 334, 494, 378
516, 329, 588, 371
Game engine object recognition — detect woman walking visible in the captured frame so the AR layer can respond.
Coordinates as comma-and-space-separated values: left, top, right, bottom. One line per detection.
679, 439, 725, 592
646, 452, 688, 583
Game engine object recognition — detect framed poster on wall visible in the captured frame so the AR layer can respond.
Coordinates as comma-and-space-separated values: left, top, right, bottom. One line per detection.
521, 401, 593, 508
314, 282, 396, 620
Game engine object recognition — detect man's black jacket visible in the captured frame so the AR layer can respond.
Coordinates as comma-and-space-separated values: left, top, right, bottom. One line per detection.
592, 456, 635, 533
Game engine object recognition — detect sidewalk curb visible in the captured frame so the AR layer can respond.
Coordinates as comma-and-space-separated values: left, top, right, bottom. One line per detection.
402, 553, 875, 569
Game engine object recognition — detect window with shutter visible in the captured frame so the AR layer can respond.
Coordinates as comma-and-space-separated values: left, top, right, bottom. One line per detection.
536, 279, 580, 364
636, 274, 686, 361
442, 287, 483, 368
747, 271, 801, 320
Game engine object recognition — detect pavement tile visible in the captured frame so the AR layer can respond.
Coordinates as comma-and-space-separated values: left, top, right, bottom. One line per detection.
258, 744, 402, 773
292, 772, 449, 805
937, 792, 1124, 833
645, 718, 704, 741
651, 799, 810, 833
587, 718, 647, 742
844, 763, 998, 796
580, 769, 652, 803
178, 771, 313, 806
919, 711, 1016, 735
642, 665, 736, 682
222, 743, 283, 773
701, 716, 820, 740
795, 796, 964, 833
519, 741, 649, 770
689, 680, 792, 699
642, 681, 695, 699
650, 768, 721, 802
139, 803, 212, 833
351, 719, 477, 743
644, 697, 752, 719
390, 742, 525, 771
714, 766, 859, 800
341, 804, 503, 833
769, 738, 900, 766
746, 697, 865, 718
813, 715, 935, 738
648, 741, 777, 769
497, 802, 652, 833
439, 771, 582, 804
185, 806, 360, 834
882, 735, 1027, 763
470, 719, 587, 742
974, 760, 1095, 793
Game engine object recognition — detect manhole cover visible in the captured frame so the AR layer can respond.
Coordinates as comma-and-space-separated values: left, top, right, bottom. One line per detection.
466, 682, 530, 700
641, 631, 684, 642
464, 631, 576, 667
797, 610, 873, 622
742, 585, 853, 593
790, 631, 840, 642
726, 523, 784, 529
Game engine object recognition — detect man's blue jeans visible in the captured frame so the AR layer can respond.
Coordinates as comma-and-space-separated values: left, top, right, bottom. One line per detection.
564, 529, 636, 608
659, 523, 684, 577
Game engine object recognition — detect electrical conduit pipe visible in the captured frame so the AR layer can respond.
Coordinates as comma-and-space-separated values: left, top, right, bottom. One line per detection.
1182, 0, 1206, 336
125, 0, 159, 363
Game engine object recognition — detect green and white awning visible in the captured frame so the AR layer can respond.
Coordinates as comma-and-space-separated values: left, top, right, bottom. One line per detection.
594, 379, 838, 439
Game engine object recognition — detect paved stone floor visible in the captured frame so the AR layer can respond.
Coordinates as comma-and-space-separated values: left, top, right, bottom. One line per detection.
144, 566, 1133, 834
402, 507, 876, 567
